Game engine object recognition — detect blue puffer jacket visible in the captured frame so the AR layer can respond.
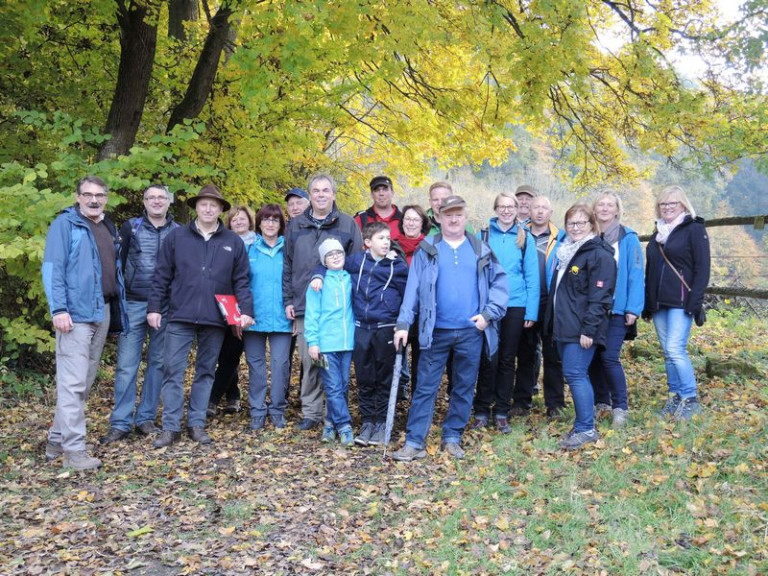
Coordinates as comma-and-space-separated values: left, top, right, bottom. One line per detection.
396, 233, 508, 355
120, 213, 179, 301
305, 269, 355, 352
246, 236, 292, 333
42, 206, 128, 330
609, 225, 645, 316
480, 218, 540, 321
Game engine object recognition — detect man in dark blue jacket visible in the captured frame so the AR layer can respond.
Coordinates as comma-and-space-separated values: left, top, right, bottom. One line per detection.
101, 184, 178, 445
148, 185, 254, 448
42, 175, 128, 470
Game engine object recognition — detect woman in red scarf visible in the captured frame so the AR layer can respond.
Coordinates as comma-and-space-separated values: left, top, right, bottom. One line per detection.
397, 205, 429, 265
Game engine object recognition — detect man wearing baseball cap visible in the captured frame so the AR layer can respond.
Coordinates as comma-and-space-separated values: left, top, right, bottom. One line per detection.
354, 175, 403, 242
514, 184, 536, 224
148, 184, 254, 448
285, 188, 309, 220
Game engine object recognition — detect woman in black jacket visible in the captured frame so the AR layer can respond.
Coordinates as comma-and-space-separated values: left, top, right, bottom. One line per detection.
643, 185, 710, 420
545, 203, 616, 450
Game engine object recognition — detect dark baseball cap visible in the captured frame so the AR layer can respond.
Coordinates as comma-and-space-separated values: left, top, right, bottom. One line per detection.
284, 188, 309, 201
515, 184, 536, 197
369, 175, 393, 191
439, 195, 467, 214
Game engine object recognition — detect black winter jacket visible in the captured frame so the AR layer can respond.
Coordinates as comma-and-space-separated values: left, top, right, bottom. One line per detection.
120, 213, 179, 301
283, 203, 363, 316
644, 216, 709, 317
544, 237, 616, 346
147, 221, 254, 327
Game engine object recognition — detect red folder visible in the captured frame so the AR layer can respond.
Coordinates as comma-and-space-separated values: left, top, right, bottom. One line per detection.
214, 294, 241, 325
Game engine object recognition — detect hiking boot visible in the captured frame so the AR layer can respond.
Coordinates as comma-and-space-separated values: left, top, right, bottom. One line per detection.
270, 414, 286, 429
659, 394, 682, 418
441, 442, 465, 459
509, 405, 530, 417
594, 403, 612, 418
355, 421, 375, 446
559, 429, 599, 450
153, 430, 181, 448
45, 441, 63, 461
321, 424, 337, 443
612, 408, 629, 428
470, 415, 489, 430
250, 416, 267, 432
298, 418, 322, 431
495, 416, 512, 434
99, 428, 130, 445
546, 405, 565, 419
223, 399, 241, 414
338, 426, 354, 447
136, 421, 159, 435
187, 426, 212, 444
367, 422, 385, 446
206, 402, 217, 418
62, 450, 102, 471
674, 397, 702, 421
392, 445, 427, 462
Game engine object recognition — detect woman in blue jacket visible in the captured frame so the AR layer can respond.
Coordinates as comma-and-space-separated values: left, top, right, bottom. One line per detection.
643, 186, 710, 421
588, 192, 644, 428
243, 204, 293, 431
544, 204, 616, 450
473, 191, 539, 432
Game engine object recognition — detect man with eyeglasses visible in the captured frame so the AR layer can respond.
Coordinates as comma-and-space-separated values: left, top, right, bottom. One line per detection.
354, 175, 403, 242
42, 175, 128, 470
101, 185, 179, 445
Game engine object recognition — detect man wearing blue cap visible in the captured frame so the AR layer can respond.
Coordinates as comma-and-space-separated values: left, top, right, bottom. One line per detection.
285, 188, 310, 220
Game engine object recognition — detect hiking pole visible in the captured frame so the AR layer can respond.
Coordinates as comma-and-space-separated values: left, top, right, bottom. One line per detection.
382, 342, 403, 459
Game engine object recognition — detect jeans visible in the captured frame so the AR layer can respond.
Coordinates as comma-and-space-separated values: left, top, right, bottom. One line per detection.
110, 300, 166, 431
161, 322, 225, 431
589, 314, 629, 410
49, 307, 110, 452
475, 307, 525, 417
243, 331, 291, 422
295, 316, 324, 421
652, 308, 697, 398
322, 351, 353, 429
405, 328, 483, 450
209, 328, 243, 405
558, 341, 597, 433
354, 326, 397, 423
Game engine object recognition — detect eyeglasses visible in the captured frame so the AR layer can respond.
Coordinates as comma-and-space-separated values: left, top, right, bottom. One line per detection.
326, 250, 344, 258
566, 221, 590, 229
262, 217, 281, 223
659, 201, 680, 209
496, 205, 516, 213
145, 195, 169, 202
79, 192, 107, 201
403, 217, 422, 223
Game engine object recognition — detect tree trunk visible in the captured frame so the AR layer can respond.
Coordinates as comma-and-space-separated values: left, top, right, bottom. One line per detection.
168, 0, 198, 41
166, 3, 239, 132
98, 0, 159, 160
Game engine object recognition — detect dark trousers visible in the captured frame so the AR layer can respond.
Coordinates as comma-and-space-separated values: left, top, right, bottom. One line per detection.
475, 307, 526, 417
589, 314, 629, 410
209, 328, 243, 405
354, 326, 397, 423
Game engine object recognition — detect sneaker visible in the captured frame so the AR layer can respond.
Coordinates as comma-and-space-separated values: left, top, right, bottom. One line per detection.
45, 441, 63, 461
495, 416, 512, 434
321, 424, 337, 443
338, 426, 354, 447
659, 394, 682, 418
206, 402, 217, 418
250, 416, 267, 432
509, 405, 530, 417
355, 422, 375, 446
187, 426, 212, 444
470, 415, 489, 430
62, 450, 102, 471
136, 421, 159, 435
546, 406, 565, 419
392, 445, 427, 462
99, 428, 130, 445
612, 408, 629, 428
441, 441, 465, 459
153, 430, 181, 448
674, 397, 702, 421
559, 429, 599, 450
298, 418, 322, 431
594, 403, 612, 418
270, 414, 286, 429
224, 399, 241, 414
367, 422, 386, 446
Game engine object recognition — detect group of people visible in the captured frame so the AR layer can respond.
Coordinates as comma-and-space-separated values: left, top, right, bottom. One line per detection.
41, 174, 710, 469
